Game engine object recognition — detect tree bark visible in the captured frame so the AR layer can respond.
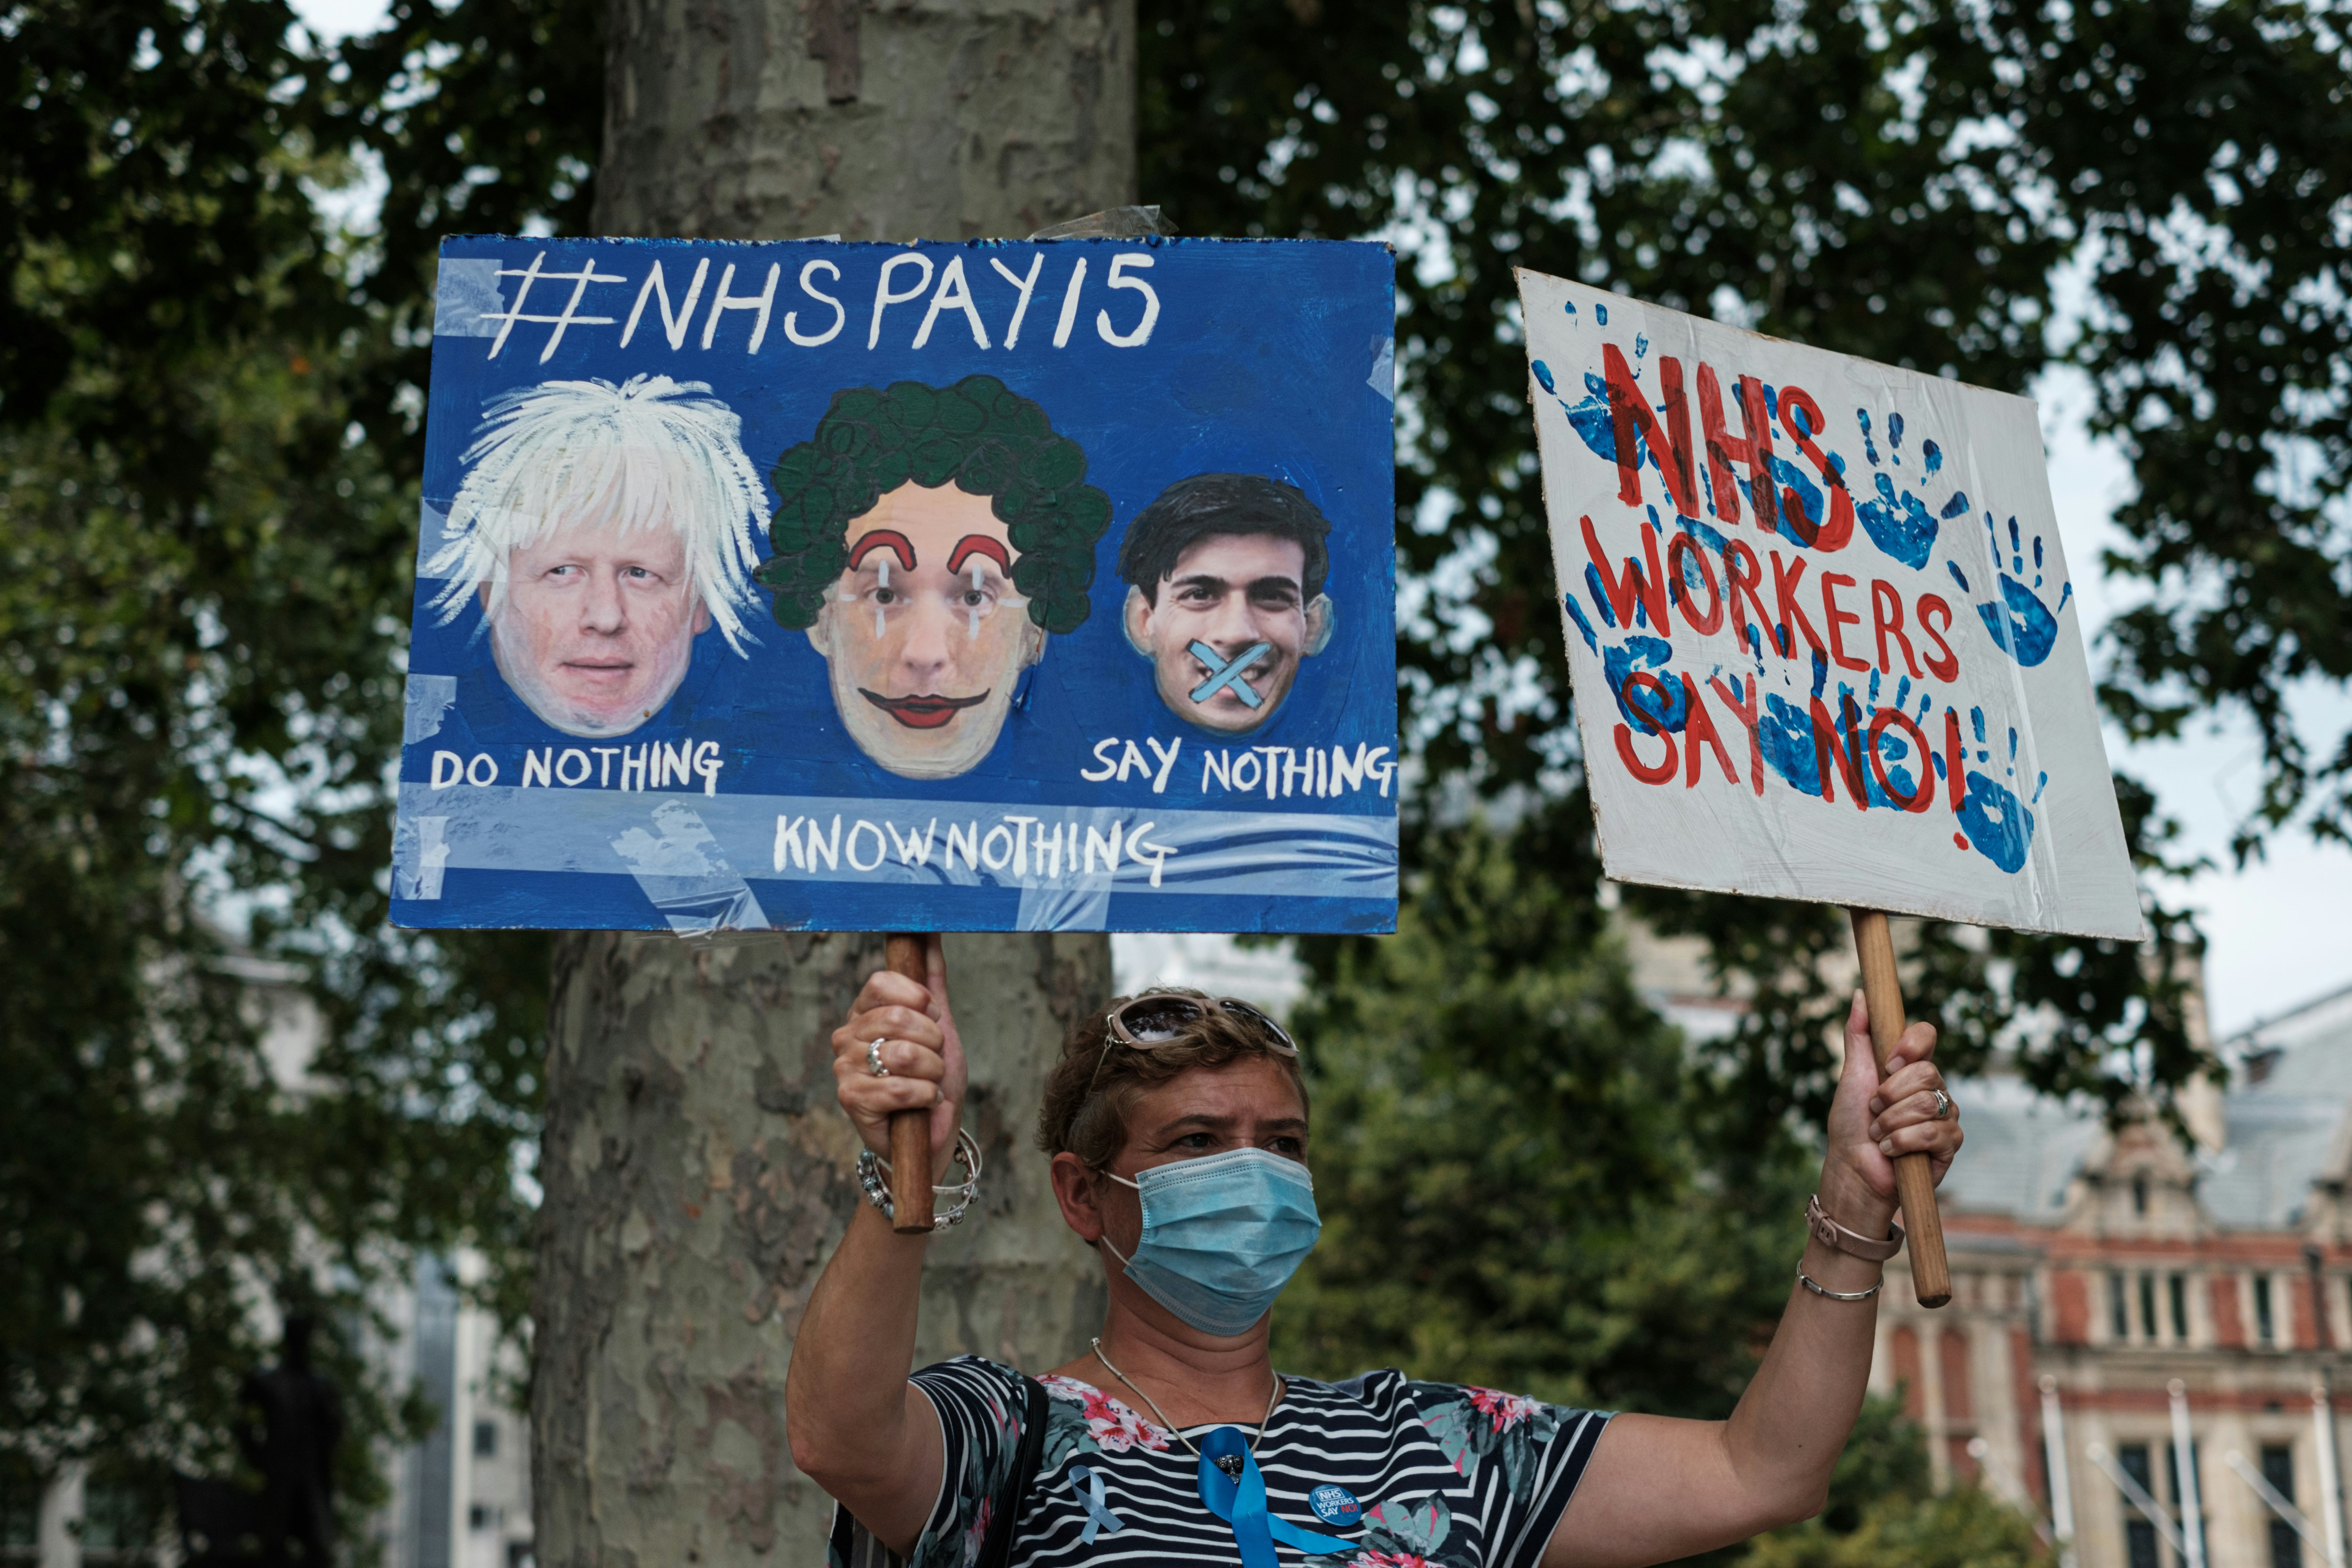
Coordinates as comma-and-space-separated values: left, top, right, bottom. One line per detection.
533, 6, 1133, 1561
535, 932, 1112, 1563
596, 0, 1135, 243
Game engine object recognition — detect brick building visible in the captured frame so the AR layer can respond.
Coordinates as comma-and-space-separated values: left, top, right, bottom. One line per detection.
1876, 980, 2352, 1568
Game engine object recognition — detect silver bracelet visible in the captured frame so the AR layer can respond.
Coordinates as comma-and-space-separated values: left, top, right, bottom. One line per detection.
1806, 1193, 1905, 1262
856, 1128, 984, 1231
1797, 1269, 1882, 1302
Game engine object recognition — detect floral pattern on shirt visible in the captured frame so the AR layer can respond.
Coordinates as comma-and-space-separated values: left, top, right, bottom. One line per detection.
958, 1497, 994, 1568
1036, 1374, 1172, 1458
1408, 1382, 1565, 1496
1305, 1489, 1460, 1566
1465, 1387, 1545, 1431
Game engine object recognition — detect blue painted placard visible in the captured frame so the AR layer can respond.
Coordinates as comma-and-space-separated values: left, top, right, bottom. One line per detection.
392, 234, 1398, 934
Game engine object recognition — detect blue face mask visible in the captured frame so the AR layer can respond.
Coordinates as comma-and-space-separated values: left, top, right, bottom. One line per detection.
1100, 1147, 1321, 1336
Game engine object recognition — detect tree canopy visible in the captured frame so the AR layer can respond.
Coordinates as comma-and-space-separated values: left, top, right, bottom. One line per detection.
1, 0, 553, 1503
1147, 0, 2350, 1127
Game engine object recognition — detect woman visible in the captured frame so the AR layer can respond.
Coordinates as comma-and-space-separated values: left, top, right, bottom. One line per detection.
786, 938, 1963, 1567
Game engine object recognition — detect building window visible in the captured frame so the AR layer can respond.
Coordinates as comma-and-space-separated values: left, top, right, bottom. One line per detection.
1891, 1327, 1925, 1420
2141, 1272, 2160, 1341
474, 1419, 499, 1459
2258, 1274, 2278, 1346
2163, 1438, 2209, 1563
2134, 1173, 2151, 1214
2119, 1443, 2161, 1568
2261, 1445, 2299, 1568
2170, 1274, 2190, 1343
1938, 1330, 1974, 1423
2112, 1272, 2133, 1341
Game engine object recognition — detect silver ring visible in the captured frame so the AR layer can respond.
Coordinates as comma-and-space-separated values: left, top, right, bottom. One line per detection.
1931, 1089, 1952, 1122
866, 1038, 892, 1078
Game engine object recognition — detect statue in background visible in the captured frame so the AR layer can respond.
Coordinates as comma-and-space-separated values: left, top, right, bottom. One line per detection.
236, 1314, 341, 1566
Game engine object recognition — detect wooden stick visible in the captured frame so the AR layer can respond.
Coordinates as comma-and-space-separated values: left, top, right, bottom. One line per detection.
882, 934, 935, 1234
1848, 908, 1952, 1309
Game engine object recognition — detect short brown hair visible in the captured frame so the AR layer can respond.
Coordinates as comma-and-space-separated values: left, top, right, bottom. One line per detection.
1036, 988, 1309, 1170
1116, 473, 1332, 606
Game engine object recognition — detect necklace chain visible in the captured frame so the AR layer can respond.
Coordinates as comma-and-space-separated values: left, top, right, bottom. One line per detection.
1089, 1337, 1281, 1469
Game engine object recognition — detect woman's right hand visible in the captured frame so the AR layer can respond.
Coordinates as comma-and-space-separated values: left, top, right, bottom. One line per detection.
830, 935, 968, 1163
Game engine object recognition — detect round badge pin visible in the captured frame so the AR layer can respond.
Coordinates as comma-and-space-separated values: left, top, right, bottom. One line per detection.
1308, 1484, 1362, 1528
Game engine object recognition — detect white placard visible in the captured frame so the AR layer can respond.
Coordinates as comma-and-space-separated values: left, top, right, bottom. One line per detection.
1517, 269, 2143, 940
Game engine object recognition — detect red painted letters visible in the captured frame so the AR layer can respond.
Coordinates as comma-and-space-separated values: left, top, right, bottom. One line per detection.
1819, 572, 1870, 672
1581, 514, 1669, 633
1615, 672, 1679, 784
1603, 345, 1699, 518
1871, 579, 1924, 677
1681, 673, 1739, 788
1667, 533, 1725, 635
1918, 594, 1960, 682
1769, 550, 1828, 659
1708, 674, 1766, 796
1867, 708, 1935, 813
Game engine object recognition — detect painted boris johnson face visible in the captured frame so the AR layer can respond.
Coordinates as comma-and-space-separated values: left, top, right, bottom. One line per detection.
1118, 474, 1335, 735
759, 376, 1112, 780
486, 521, 710, 734
807, 483, 1043, 777
428, 375, 771, 738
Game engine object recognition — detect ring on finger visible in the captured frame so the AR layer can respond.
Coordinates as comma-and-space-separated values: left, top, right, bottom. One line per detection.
866, 1038, 892, 1078
1931, 1088, 1953, 1122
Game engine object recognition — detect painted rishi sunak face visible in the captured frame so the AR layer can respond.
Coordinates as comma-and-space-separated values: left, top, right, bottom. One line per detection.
1124, 534, 1329, 735
808, 482, 1044, 779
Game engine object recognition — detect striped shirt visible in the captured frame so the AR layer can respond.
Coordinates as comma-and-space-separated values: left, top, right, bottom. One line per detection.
828, 1355, 1609, 1568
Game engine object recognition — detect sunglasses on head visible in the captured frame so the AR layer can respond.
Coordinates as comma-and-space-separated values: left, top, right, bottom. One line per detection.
1104, 991, 1299, 1057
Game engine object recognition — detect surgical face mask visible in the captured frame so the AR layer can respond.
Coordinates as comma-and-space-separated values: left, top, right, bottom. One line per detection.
1099, 1147, 1321, 1336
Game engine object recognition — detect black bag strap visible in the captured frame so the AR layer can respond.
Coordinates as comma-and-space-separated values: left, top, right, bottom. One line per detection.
973, 1374, 1049, 1568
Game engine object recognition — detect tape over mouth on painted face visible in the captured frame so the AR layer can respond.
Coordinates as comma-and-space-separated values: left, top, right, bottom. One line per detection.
1188, 641, 1274, 708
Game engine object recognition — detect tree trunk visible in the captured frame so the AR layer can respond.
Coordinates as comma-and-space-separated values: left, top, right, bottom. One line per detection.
595, 0, 1135, 243
533, 6, 1134, 1561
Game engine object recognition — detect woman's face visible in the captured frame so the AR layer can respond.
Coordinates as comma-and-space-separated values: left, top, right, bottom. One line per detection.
1103, 1056, 1309, 1179
1047, 1054, 1314, 1338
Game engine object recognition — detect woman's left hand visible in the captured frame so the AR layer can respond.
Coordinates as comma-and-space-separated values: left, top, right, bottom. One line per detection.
1822, 990, 1963, 1219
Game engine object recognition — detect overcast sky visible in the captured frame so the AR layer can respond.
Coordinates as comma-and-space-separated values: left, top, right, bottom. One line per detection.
2037, 367, 2352, 1039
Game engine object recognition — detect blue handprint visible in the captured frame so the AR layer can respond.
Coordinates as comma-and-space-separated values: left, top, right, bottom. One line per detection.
1853, 408, 1971, 569
1945, 513, 2074, 668
1560, 588, 1685, 733
1942, 709, 2046, 873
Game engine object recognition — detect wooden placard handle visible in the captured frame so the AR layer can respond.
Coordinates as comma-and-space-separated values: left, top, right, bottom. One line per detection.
1848, 909, 1952, 1309
883, 933, 935, 1234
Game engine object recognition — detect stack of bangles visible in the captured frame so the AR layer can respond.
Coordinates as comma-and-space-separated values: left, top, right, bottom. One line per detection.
856, 1127, 985, 1231
1796, 1192, 1906, 1302
856, 1036, 984, 1230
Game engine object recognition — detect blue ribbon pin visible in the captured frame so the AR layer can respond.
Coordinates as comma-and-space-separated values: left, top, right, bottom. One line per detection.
1065, 1465, 1123, 1545
1188, 641, 1272, 708
1196, 1428, 1358, 1568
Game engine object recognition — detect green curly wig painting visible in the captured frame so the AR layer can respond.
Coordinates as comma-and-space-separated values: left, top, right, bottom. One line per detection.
755, 374, 1111, 635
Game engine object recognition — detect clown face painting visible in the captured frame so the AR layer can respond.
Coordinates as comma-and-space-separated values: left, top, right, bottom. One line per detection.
758, 375, 1110, 780
810, 481, 1042, 777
